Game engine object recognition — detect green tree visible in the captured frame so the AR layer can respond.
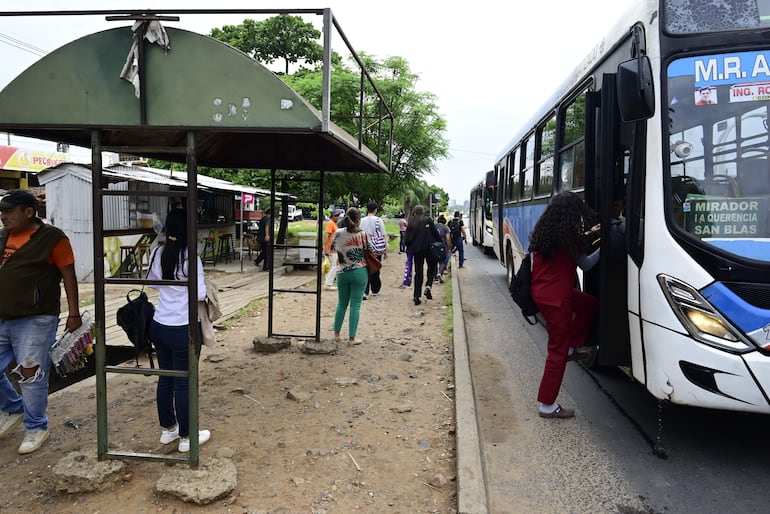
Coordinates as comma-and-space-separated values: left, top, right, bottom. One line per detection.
283, 54, 449, 207
208, 16, 449, 212
210, 15, 324, 74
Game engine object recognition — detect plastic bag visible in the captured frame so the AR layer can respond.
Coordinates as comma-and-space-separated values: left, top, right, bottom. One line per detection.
322, 255, 331, 275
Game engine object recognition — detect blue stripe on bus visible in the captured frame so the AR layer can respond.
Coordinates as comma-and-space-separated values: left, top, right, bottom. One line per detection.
501, 203, 548, 247
701, 282, 770, 334
707, 240, 770, 261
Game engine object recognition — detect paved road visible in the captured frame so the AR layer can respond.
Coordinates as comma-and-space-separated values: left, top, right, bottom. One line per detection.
455, 244, 770, 514
453, 246, 647, 514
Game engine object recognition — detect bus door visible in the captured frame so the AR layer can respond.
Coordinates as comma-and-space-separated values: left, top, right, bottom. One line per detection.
586, 74, 633, 366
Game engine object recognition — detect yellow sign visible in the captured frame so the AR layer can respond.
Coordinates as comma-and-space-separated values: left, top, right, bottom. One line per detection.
0, 145, 67, 172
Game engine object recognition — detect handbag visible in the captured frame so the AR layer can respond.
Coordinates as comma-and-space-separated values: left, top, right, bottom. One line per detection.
198, 277, 221, 346
198, 301, 216, 345
363, 234, 382, 274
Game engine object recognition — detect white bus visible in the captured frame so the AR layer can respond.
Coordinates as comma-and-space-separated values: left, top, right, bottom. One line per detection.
468, 171, 495, 254
490, 0, 770, 413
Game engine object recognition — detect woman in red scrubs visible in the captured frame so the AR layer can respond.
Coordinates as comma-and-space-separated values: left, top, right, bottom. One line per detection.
528, 192, 600, 419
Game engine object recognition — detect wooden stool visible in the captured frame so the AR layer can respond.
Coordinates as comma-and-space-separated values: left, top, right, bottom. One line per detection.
217, 233, 235, 264
201, 233, 216, 266
119, 245, 139, 277
136, 243, 152, 276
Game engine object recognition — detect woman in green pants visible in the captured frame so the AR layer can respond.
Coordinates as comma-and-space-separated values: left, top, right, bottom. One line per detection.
331, 207, 373, 346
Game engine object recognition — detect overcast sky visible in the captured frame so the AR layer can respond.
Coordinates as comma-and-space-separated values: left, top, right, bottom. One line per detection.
0, 0, 635, 204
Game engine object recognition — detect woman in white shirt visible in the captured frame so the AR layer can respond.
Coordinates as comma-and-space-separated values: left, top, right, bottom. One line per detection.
147, 208, 210, 453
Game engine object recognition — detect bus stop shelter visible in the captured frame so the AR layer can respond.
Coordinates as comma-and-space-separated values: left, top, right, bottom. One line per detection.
0, 8, 393, 467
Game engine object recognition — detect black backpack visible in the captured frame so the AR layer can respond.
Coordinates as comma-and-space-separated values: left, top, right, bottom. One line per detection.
448, 219, 462, 240
509, 253, 539, 325
116, 289, 156, 367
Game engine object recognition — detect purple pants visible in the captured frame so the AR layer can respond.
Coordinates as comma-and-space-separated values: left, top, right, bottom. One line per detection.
402, 253, 413, 286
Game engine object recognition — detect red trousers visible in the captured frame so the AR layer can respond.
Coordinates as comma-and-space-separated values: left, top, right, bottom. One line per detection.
536, 289, 597, 404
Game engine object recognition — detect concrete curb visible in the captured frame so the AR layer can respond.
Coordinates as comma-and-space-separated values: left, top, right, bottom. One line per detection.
451, 257, 489, 514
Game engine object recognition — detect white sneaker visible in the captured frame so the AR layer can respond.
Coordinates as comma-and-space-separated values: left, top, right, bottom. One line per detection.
160, 425, 179, 444
0, 411, 23, 439
324, 285, 337, 290
18, 429, 49, 454
178, 430, 211, 452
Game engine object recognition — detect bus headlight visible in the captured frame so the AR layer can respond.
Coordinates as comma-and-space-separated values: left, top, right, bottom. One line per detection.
682, 306, 737, 341
658, 274, 753, 353
485, 225, 493, 235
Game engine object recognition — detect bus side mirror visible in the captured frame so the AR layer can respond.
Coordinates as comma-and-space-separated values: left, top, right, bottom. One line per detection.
617, 55, 655, 122
485, 171, 497, 188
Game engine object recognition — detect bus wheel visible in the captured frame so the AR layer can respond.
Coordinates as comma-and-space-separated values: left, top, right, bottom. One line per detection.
506, 247, 515, 289
581, 346, 602, 369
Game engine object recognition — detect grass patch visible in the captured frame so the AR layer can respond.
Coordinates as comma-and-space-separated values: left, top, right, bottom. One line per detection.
79, 297, 95, 308
219, 298, 266, 329
443, 274, 453, 337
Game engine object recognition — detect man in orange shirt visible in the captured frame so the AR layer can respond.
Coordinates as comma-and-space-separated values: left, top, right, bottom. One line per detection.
324, 209, 344, 290
0, 190, 81, 454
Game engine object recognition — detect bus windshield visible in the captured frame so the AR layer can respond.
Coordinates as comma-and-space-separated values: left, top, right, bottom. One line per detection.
666, 50, 770, 261
664, 0, 769, 34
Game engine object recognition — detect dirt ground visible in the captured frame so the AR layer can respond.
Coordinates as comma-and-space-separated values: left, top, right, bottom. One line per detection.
0, 255, 458, 513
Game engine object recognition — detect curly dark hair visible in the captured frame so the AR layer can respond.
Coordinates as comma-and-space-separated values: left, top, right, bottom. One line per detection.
528, 192, 597, 259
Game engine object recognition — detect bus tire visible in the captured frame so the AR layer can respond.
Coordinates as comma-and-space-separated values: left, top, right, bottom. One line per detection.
581, 346, 601, 369
506, 246, 515, 290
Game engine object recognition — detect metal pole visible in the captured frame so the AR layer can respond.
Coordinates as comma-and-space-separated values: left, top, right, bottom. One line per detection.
239, 193, 244, 272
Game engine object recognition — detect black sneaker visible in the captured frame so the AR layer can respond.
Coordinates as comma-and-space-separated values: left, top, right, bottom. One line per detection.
424, 288, 432, 300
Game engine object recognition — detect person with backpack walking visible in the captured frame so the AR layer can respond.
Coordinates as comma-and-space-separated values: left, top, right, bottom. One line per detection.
405, 205, 440, 305
528, 192, 600, 419
448, 211, 467, 268
434, 214, 452, 283
0, 189, 82, 454
147, 209, 211, 452
359, 201, 387, 300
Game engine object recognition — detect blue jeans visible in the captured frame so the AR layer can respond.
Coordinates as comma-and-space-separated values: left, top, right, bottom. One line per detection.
150, 320, 201, 438
452, 237, 465, 267
0, 315, 59, 431
334, 267, 368, 338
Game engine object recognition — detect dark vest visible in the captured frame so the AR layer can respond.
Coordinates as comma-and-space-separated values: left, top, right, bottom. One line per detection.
0, 222, 66, 319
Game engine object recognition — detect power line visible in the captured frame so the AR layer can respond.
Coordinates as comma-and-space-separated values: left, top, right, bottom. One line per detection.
0, 30, 48, 57
448, 147, 496, 157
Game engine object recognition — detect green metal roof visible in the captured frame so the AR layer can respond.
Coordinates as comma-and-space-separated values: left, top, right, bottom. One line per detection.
0, 26, 388, 173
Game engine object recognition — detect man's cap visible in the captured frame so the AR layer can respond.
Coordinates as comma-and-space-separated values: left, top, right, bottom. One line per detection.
453, 211, 461, 217
0, 189, 37, 210
332, 208, 345, 217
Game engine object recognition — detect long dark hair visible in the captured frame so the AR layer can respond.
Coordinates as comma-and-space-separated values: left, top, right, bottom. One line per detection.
342, 207, 362, 232
160, 209, 189, 280
406, 205, 428, 241
528, 192, 597, 259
